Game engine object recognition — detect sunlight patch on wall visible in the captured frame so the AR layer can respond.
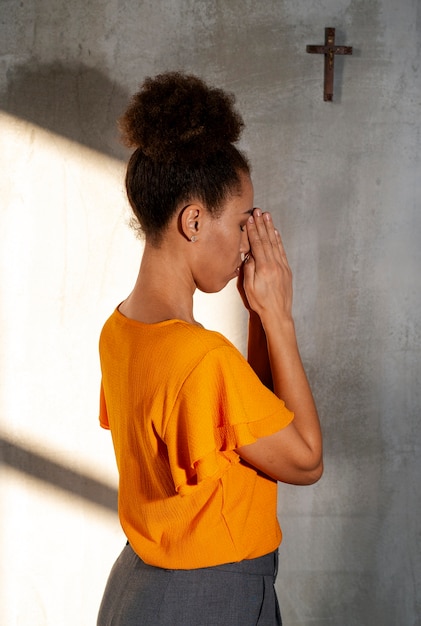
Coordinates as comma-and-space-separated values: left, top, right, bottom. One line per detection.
194, 282, 248, 352
0, 112, 132, 624
0, 465, 121, 625
0, 111, 140, 480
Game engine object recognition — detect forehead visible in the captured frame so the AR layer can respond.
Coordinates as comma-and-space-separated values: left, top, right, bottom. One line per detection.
224, 174, 254, 214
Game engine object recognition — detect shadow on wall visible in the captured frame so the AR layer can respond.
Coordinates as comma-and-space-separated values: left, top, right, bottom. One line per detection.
0, 437, 118, 512
1, 60, 131, 161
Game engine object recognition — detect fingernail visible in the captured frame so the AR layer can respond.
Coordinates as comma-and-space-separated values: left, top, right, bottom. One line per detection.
248, 215, 254, 223
254, 208, 262, 217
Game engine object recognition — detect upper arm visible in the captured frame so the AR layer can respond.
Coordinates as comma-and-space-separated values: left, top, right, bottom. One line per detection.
236, 420, 323, 486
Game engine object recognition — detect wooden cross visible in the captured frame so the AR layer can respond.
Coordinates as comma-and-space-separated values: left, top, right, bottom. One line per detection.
306, 27, 353, 101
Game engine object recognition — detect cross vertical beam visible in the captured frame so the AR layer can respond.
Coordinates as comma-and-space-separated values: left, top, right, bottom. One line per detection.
306, 27, 353, 101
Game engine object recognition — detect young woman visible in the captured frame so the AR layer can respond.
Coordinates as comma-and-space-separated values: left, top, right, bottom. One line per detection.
97, 72, 322, 626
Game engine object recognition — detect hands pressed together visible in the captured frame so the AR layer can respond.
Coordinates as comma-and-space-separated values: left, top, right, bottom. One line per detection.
238, 208, 293, 326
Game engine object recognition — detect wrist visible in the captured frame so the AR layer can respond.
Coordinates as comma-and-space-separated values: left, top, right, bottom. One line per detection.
259, 310, 295, 332
261, 315, 298, 350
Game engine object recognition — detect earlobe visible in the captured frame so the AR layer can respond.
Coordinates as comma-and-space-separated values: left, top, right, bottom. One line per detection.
179, 204, 202, 242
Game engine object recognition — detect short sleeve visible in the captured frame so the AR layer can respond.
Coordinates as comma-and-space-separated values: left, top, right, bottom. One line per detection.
99, 381, 110, 429
164, 346, 294, 495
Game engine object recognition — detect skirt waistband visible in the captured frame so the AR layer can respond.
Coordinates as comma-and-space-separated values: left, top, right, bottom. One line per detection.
195, 550, 279, 577
127, 542, 278, 578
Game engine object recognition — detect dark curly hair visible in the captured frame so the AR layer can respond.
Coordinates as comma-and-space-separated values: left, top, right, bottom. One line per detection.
119, 72, 250, 242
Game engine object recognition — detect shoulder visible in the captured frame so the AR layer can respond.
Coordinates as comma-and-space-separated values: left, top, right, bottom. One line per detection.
100, 308, 242, 372
171, 321, 234, 350
161, 321, 243, 373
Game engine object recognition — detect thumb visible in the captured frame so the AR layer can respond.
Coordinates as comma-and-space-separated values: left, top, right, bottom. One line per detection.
242, 253, 255, 278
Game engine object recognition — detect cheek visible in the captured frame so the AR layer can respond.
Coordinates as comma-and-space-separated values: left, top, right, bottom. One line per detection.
206, 222, 240, 260
221, 228, 241, 251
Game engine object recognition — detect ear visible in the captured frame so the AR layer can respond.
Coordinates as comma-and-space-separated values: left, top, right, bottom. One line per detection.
179, 204, 204, 242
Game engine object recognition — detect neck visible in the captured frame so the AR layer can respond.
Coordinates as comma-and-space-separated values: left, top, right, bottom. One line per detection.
120, 239, 198, 325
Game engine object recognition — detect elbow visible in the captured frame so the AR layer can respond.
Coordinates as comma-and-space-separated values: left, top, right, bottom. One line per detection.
287, 454, 324, 486
302, 458, 324, 485
301, 455, 324, 485
271, 456, 324, 486
300, 441, 324, 485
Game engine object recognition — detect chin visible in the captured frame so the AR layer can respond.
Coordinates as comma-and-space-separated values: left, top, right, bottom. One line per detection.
197, 278, 230, 294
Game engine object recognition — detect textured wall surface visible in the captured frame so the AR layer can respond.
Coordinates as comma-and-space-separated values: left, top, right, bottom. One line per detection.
1, 1, 420, 624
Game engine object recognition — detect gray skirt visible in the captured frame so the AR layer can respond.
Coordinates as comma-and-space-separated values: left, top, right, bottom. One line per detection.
97, 543, 282, 626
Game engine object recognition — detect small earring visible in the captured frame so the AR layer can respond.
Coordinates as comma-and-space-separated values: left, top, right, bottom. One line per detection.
190, 236, 197, 243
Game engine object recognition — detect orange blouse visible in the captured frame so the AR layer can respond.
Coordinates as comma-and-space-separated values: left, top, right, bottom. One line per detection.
99, 308, 294, 569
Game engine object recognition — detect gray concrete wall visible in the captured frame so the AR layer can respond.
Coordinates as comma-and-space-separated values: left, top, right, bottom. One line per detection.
1, 1, 420, 624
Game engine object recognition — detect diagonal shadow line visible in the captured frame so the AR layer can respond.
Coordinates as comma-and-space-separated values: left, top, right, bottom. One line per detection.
0, 437, 118, 513
1, 60, 131, 161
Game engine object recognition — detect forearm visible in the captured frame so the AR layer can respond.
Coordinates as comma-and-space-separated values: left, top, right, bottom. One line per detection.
262, 314, 322, 465
247, 311, 273, 390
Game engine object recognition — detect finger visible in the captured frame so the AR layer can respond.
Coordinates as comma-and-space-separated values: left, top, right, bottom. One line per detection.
255, 210, 282, 261
241, 242, 256, 284
262, 211, 279, 247
254, 210, 285, 269
252, 209, 272, 246
236, 265, 249, 306
246, 210, 273, 262
245, 214, 262, 253
274, 227, 290, 267
242, 246, 255, 275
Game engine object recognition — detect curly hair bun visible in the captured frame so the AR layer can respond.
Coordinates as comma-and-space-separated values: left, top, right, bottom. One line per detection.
119, 72, 244, 164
